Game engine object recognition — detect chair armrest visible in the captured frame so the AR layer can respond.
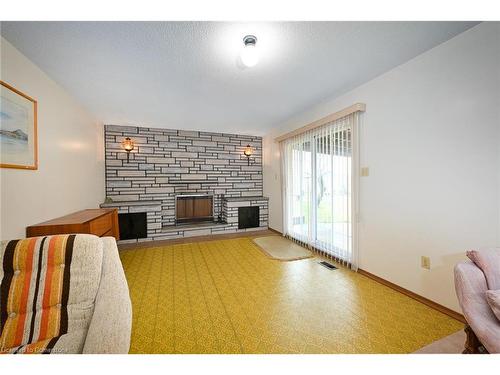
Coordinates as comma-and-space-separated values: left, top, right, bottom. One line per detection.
82, 237, 132, 353
455, 261, 500, 353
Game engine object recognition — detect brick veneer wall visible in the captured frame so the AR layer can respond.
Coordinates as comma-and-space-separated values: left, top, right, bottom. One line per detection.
222, 197, 269, 229
104, 125, 263, 228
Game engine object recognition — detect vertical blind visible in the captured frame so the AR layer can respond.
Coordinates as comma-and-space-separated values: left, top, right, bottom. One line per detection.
280, 112, 359, 270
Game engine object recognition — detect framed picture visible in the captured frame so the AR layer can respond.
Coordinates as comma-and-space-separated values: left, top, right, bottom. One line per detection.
0, 81, 38, 170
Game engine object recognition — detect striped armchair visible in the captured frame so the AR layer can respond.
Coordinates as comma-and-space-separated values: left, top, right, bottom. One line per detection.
0, 234, 132, 354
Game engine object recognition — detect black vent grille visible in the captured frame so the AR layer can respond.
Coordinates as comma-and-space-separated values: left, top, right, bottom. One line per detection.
319, 261, 337, 270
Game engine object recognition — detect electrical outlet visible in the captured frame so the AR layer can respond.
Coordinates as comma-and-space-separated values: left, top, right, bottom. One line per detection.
361, 167, 369, 177
421, 256, 431, 270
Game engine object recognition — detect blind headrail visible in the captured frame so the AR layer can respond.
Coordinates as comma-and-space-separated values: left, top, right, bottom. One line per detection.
274, 103, 366, 142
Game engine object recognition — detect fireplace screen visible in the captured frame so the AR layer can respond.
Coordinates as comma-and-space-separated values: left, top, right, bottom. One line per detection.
176, 194, 214, 224
118, 212, 147, 240
238, 206, 260, 229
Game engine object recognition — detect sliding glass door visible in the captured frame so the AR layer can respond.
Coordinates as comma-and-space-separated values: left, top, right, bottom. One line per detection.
288, 139, 312, 243
314, 128, 352, 257
281, 113, 358, 269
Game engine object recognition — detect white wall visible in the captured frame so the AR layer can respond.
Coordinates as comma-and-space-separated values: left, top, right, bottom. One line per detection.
0, 37, 105, 240
263, 22, 500, 312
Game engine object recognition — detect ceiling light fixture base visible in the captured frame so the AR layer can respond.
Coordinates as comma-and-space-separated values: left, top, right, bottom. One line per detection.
243, 35, 257, 46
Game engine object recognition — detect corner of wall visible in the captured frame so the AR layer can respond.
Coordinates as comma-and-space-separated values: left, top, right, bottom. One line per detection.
0, 37, 105, 239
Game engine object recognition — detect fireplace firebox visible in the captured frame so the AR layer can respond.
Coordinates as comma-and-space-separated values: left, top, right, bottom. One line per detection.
175, 194, 214, 224
238, 206, 260, 229
118, 212, 147, 240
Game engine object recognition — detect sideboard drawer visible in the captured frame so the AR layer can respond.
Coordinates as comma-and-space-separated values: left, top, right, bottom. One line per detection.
26, 209, 119, 240
89, 213, 113, 236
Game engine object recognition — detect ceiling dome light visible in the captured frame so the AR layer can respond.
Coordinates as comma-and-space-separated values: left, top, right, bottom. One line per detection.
240, 35, 259, 67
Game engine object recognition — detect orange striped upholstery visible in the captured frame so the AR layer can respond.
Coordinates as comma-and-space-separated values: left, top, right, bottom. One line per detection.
0, 235, 75, 354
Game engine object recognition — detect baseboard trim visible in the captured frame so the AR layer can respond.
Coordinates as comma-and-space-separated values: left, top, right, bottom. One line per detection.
357, 268, 466, 323
268, 227, 282, 235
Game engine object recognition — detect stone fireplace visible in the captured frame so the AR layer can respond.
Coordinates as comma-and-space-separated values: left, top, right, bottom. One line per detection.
100, 124, 268, 243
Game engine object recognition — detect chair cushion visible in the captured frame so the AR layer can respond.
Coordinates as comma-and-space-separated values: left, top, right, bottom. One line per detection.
466, 248, 500, 290
0, 234, 103, 353
486, 289, 500, 321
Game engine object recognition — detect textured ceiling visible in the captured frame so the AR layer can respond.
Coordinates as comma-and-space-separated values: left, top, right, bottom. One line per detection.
1, 21, 479, 135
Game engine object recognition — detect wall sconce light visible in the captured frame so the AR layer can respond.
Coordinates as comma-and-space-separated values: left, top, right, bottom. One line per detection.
121, 137, 135, 162
243, 144, 253, 166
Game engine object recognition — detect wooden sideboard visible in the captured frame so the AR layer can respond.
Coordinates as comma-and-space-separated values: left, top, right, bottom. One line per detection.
26, 208, 120, 240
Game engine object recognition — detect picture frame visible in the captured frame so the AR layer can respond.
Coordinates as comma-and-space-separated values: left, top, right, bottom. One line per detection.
0, 80, 38, 170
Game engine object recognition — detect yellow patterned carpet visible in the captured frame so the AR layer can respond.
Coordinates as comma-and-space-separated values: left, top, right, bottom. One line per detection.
119, 237, 463, 354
